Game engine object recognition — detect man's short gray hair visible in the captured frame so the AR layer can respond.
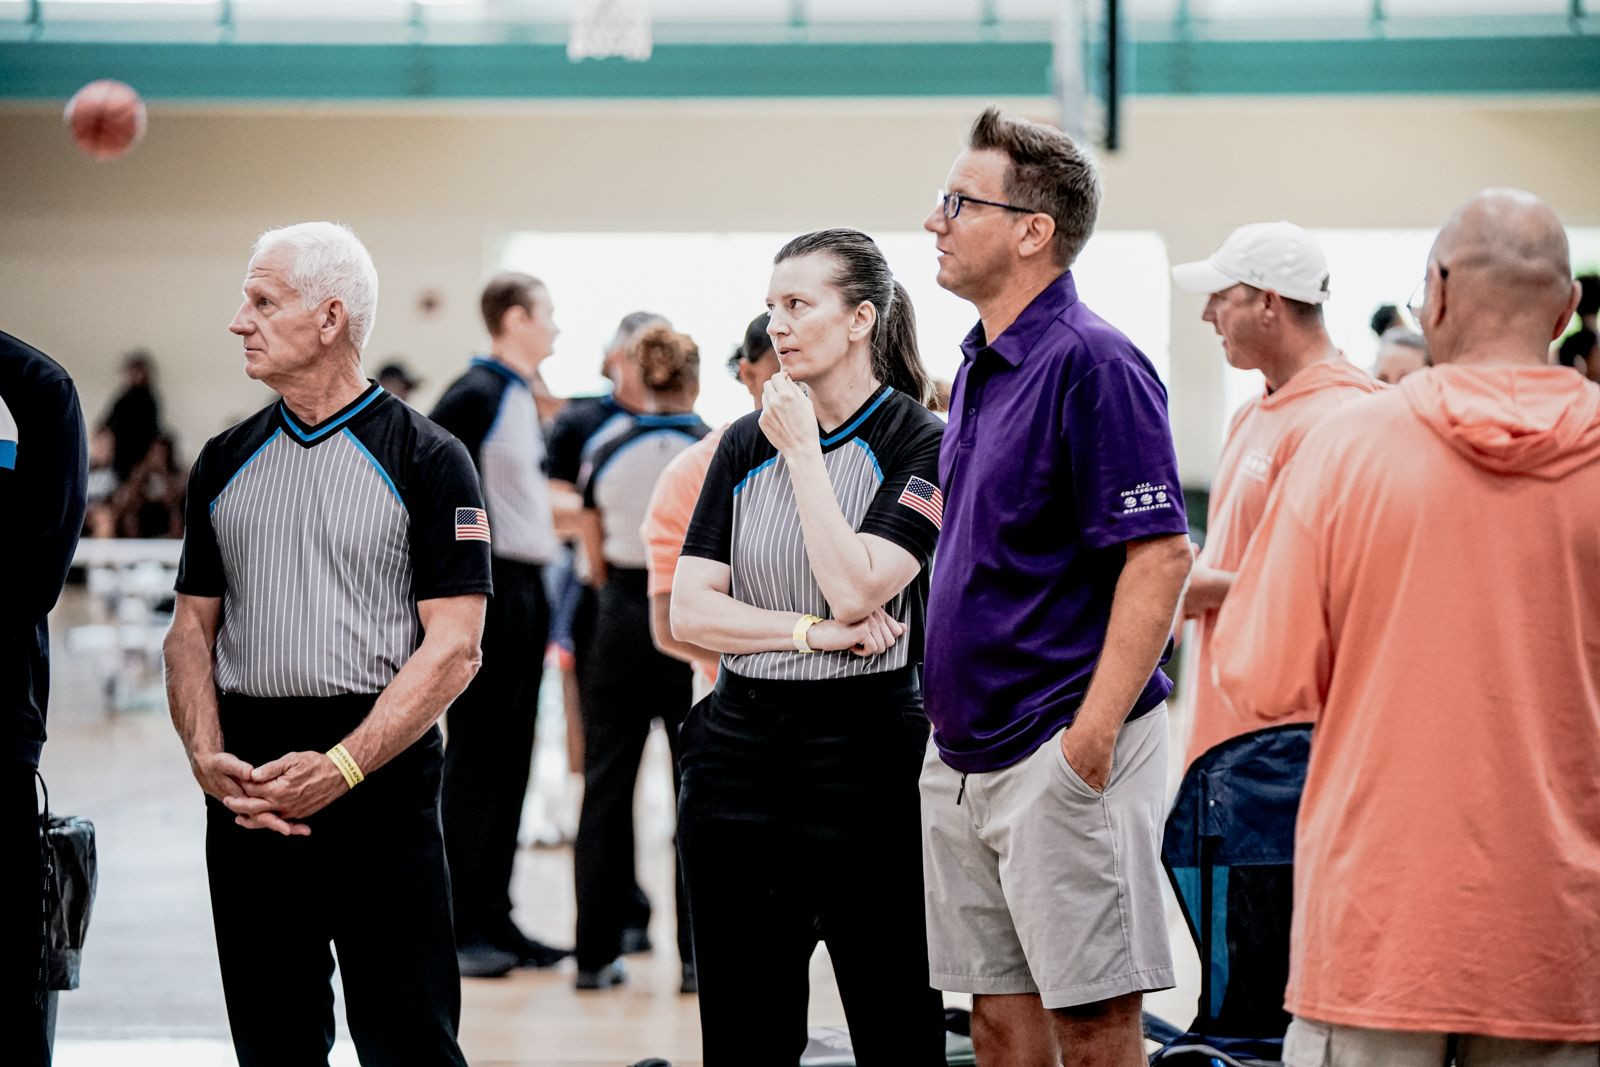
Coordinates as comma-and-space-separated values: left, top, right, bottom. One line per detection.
252, 222, 380, 351
608, 311, 669, 354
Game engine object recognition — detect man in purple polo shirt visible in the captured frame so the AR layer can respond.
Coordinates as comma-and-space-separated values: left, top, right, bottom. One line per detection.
919, 108, 1193, 1066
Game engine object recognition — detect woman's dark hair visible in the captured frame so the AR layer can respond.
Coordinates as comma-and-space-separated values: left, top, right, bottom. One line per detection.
774, 229, 934, 408
1577, 273, 1599, 318
631, 324, 700, 395
1557, 328, 1597, 369
1369, 304, 1404, 338
726, 312, 774, 377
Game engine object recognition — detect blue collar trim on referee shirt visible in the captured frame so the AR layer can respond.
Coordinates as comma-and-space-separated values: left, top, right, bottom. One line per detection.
732, 455, 778, 497
850, 438, 883, 483
340, 429, 404, 506
819, 385, 892, 447
278, 382, 385, 444
733, 436, 883, 497
470, 356, 528, 387
634, 413, 705, 428
210, 428, 282, 513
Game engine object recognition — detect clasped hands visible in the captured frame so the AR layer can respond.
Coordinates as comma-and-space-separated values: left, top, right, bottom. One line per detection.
190, 749, 350, 837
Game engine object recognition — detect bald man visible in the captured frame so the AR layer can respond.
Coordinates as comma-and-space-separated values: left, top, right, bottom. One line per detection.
1213, 189, 1599, 1065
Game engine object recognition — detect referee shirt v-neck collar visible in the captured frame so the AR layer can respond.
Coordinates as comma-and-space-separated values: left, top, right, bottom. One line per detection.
276, 381, 387, 448
469, 355, 529, 387
818, 384, 894, 451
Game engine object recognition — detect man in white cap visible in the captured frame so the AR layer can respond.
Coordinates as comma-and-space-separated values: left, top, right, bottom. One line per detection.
1171, 221, 1382, 766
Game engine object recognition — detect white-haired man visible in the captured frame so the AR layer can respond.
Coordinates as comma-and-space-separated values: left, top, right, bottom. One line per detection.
163, 222, 488, 1066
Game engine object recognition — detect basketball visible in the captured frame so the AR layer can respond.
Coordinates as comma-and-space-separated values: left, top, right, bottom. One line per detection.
64, 79, 147, 161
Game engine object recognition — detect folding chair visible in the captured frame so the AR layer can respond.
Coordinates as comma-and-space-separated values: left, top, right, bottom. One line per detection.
1146, 724, 1312, 1066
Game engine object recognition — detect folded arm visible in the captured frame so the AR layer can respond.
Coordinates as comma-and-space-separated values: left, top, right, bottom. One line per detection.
784, 451, 925, 624
671, 556, 902, 658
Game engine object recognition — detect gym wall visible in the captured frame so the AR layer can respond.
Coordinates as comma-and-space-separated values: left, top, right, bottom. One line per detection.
2, 94, 1595, 483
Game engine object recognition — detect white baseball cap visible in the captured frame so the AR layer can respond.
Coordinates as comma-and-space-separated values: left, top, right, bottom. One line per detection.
1171, 221, 1332, 305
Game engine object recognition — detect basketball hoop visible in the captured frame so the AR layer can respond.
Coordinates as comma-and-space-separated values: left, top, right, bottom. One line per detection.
568, 0, 653, 62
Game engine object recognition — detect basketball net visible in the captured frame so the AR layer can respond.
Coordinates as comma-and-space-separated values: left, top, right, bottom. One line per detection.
568, 0, 653, 62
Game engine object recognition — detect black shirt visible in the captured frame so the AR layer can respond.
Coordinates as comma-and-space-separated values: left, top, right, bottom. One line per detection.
430, 357, 559, 566
1, 330, 88, 766
682, 386, 943, 682
546, 394, 630, 484
176, 382, 492, 699
103, 382, 160, 482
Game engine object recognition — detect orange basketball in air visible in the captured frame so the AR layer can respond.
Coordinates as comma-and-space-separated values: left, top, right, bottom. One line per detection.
64, 80, 147, 161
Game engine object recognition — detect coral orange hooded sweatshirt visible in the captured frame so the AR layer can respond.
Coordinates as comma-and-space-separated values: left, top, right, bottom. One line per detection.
1213, 365, 1600, 1041
1185, 356, 1383, 767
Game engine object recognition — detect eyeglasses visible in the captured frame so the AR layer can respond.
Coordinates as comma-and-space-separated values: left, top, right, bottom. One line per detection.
1406, 263, 1448, 324
935, 189, 1043, 221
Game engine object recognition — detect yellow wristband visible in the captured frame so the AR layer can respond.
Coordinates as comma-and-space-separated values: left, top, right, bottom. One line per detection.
793, 613, 824, 654
325, 743, 364, 790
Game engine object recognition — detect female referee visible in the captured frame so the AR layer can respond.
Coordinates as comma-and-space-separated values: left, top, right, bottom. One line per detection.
672, 229, 947, 1065
572, 325, 709, 992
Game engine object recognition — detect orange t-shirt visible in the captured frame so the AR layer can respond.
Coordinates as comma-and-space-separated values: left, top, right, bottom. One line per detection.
1185, 357, 1384, 766
641, 427, 723, 687
1213, 366, 1600, 1041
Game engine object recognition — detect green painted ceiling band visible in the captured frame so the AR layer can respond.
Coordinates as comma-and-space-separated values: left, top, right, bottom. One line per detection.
0, 35, 1595, 100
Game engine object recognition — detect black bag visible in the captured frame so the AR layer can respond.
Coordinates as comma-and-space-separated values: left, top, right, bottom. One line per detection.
35, 772, 97, 992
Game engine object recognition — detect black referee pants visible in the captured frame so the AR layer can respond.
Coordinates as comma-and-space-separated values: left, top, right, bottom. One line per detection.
207, 694, 466, 1067
0, 759, 52, 1067
570, 581, 653, 935
677, 667, 946, 1067
573, 567, 693, 972
440, 556, 549, 949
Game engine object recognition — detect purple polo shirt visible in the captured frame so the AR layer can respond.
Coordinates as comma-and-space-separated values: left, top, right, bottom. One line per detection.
924, 271, 1188, 773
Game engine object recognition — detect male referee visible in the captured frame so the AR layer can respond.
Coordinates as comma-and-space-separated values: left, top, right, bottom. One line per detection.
164, 222, 488, 1067
431, 272, 571, 978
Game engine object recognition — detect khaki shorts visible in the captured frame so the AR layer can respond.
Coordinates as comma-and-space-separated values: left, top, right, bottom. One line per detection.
1285, 1017, 1600, 1066
918, 707, 1174, 1010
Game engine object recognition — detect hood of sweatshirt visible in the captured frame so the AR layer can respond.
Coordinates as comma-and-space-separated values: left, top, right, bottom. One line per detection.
1402, 364, 1600, 479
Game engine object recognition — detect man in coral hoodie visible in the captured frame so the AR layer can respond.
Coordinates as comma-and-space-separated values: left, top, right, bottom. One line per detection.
1213, 189, 1599, 1065
1171, 222, 1383, 767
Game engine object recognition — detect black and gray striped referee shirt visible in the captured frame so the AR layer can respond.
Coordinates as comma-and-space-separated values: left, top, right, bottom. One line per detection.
681, 385, 944, 682
176, 382, 493, 699
430, 356, 559, 566
580, 412, 710, 569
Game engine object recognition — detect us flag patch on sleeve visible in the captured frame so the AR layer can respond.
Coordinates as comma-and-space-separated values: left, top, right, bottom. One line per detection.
898, 476, 943, 529
455, 507, 491, 542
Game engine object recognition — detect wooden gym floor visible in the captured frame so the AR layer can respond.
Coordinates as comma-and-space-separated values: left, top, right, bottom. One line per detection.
40, 587, 1196, 1066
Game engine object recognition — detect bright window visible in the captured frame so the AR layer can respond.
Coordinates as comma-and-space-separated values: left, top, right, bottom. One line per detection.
502, 229, 1170, 429
1221, 226, 1600, 436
